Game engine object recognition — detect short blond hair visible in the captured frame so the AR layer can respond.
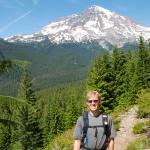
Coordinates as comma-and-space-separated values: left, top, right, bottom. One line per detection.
86, 90, 101, 101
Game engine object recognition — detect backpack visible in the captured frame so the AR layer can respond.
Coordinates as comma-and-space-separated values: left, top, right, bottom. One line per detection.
81, 112, 110, 149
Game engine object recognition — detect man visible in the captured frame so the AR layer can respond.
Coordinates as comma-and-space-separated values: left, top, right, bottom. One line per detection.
73, 90, 116, 150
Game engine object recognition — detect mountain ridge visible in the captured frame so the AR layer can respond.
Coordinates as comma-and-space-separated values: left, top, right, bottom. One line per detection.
5, 5, 150, 49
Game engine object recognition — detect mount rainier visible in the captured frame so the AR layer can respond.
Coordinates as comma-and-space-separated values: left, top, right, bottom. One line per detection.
5, 5, 150, 48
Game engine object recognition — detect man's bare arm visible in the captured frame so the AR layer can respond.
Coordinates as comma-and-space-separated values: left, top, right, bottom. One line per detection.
73, 140, 81, 150
108, 138, 115, 150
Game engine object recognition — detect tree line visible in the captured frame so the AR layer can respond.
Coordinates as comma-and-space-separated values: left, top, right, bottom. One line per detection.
87, 36, 150, 111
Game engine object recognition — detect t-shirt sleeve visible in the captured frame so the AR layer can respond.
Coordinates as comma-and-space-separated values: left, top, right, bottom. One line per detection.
73, 116, 83, 140
108, 116, 116, 138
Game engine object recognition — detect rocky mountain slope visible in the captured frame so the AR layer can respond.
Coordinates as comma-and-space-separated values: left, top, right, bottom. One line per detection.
5, 5, 150, 49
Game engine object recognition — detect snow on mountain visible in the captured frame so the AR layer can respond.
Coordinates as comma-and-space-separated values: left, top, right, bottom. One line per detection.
5, 5, 150, 48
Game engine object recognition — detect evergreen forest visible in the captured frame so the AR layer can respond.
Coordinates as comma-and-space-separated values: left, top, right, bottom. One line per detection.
0, 37, 150, 150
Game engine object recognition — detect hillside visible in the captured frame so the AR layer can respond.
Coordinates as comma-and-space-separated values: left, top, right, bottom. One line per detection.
0, 39, 107, 95
0, 36, 139, 96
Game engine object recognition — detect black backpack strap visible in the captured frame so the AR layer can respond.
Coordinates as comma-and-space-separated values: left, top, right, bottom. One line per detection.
82, 111, 89, 144
102, 112, 110, 138
101, 112, 110, 150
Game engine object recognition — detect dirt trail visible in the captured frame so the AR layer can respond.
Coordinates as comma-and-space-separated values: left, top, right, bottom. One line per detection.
114, 105, 148, 150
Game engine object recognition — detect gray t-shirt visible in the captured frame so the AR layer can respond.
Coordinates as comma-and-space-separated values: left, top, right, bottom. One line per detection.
73, 112, 116, 149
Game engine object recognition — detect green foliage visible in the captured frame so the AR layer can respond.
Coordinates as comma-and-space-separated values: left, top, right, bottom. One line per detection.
12, 59, 30, 70
18, 69, 37, 105
12, 141, 22, 150
43, 129, 74, 150
87, 48, 131, 111
110, 110, 122, 131
0, 125, 12, 150
0, 61, 26, 96
0, 60, 12, 74
64, 94, 79, 129
0, 92, 31, 150
112, 48, 127, 107
1, 36, 150, 150
113, 118, 121, 131
135, 36, 150, 89
123, 50, 137, 104
18, 69, 44, 150
87, 52, 115, 111
0, 39, 105, 91
87, 37, 150, 112
0, 95, 26, 128
137, 89, 150, 118
38, 81, 86, 147
0, 49, 12, 73
127, 137, 150, 150
133, 121, 149, 134
19, 106, 43, 150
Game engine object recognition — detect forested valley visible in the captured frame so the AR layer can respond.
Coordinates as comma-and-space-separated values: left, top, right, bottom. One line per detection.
0, 37, 150, 150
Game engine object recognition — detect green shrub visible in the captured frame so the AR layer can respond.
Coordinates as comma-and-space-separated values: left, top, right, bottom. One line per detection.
43, 128, 74, 150
12, 141, 22, 150
133, 123, 146, 134
137, 89, 150, 118
114, 118, 121, 131
133, 120, 150, 134
138, 109, 149, 118
127, 137, 150, 150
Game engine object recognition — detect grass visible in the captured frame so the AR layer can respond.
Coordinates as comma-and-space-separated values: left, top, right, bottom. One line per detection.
111, 108, 122, 131
133, 120, 150, 134
44, 128, 74, 150
127, 137, 150, 150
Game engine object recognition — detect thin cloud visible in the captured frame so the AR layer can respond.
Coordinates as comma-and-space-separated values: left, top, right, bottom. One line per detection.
0, 9, 32, 33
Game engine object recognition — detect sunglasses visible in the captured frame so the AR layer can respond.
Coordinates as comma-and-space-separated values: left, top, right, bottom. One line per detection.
87, 100, 99, 104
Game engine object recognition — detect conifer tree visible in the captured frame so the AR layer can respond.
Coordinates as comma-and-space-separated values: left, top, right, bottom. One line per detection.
136, 36, 150, 89
45, 92, 65, 140
0, 59, 12, 74
87, 54, 103, 90
43, 102, 52, 145
112, 48, 127, 106
18, 69, 43, 150
65, 93, 78, 129
0, 98, 17, 150
121, 50, 137, 104
87, 53, 115, 111
98, 52, 115, 111
0, 125, 12, 150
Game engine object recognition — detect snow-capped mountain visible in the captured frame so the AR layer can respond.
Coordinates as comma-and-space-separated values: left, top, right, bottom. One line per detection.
5, 5, 150, 48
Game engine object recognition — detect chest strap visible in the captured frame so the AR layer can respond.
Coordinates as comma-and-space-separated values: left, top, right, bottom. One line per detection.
85, 125, 104, 128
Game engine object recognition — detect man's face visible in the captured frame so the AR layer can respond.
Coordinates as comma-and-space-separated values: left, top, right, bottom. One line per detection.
87, 95, 100, 112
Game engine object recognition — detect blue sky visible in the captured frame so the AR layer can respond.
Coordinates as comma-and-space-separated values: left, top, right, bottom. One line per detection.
0, 0, 150, 38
